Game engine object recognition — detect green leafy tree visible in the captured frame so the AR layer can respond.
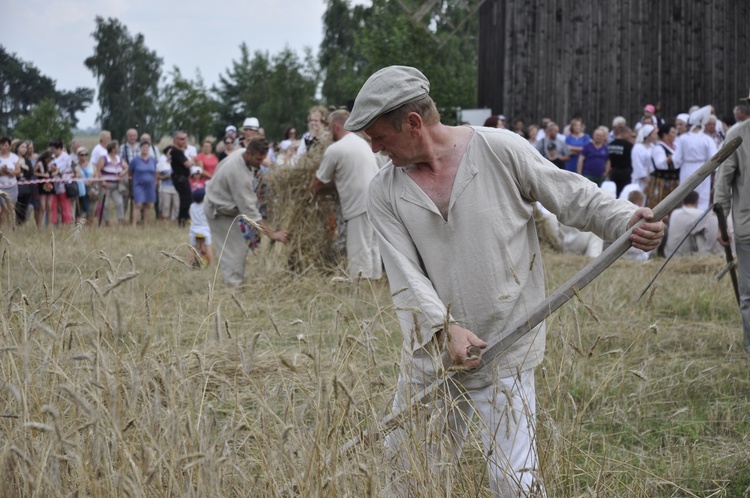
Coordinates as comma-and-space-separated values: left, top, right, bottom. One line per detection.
318, 0, 478, 122
260, 48, 317, 139
0, 46, 93, 133
158, 68, 217, 143
84, 17, 162, 141
213, 44, 267, 138
56, 88, 95, 129
214, 44, 317, 140
14, 99, 73, 147
319, 0, 369, 108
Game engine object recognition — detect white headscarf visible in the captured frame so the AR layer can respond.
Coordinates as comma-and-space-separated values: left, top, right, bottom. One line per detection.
688, 105, 712, 130
676, 113, 690, 124
636, 124, 655, 144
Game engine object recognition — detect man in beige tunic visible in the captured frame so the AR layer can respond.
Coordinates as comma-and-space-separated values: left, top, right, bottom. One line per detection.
312, 109, 382, 279
346, 66, 664, 496
204, 138, 289, 287
715, 96, 750, 352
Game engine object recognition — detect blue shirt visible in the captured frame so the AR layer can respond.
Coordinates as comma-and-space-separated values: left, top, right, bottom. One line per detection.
129, 156, 157, 186
565, 133, 591, 172
580, 142, 609, 177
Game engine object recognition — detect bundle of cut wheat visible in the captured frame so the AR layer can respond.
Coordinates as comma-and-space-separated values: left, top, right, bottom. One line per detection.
264, 140, 343, 272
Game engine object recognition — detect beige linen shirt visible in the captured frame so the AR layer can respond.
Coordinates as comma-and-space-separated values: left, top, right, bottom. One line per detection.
204, 149, 262, 222
367, 127, 636, 383
715, 120, 750, 243
315, 132, 380, 220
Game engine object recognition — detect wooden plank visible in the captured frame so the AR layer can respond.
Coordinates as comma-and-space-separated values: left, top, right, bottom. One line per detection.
477, 0, 750, 130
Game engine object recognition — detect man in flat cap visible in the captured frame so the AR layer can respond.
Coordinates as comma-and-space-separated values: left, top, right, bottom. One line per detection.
715, 89, 750, 353
347, 65, 664, 495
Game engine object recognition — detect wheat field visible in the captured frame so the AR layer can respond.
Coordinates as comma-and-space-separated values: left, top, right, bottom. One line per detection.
0, 222, 748, 497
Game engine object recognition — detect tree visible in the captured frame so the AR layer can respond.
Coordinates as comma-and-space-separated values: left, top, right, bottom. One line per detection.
319, 0, 369, 108
158, 68, 217, 143
0, 46, 93, 134
318, 0, 478, 122
213, 44, 265, 138
260, 48, 317, 139
56, 87, 95, 129
214, 44, 317, 140
14, 99, 73, 148
84, 17, 162, 141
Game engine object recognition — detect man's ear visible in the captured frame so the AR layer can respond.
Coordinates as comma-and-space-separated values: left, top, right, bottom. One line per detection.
406, 112, 423, 135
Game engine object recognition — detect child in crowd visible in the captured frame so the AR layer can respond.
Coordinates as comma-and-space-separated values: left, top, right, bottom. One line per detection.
189, 188, 211, 268
189, 165, 206, 192
546, 142, 566, 169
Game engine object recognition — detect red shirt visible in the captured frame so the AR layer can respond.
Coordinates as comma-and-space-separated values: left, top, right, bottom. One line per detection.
196, 153, 218, 176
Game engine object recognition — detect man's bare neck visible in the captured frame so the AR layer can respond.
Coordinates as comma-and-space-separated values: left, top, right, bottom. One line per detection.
405, 125, 473, 219
409, 125, 473, 172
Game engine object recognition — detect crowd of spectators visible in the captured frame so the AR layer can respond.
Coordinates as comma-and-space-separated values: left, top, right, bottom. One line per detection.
484, 101, 749, 258
1, 100, 744, 264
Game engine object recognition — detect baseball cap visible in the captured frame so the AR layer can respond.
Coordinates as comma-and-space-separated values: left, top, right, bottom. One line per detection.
225, 125, 237, 133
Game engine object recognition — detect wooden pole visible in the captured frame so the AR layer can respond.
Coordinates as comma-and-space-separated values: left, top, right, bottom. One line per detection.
714, 204, 740, 306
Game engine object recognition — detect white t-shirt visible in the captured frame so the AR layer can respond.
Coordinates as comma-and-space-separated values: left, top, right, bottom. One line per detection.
52, 152, 74, 179
189, 202, 211, 241
156, 157, 177, 193
0, 153, 19, 188
315, 132, 380, 221
90, 144, 107, 172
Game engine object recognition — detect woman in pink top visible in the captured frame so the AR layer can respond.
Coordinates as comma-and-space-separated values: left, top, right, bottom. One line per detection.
195, 139, 218, 178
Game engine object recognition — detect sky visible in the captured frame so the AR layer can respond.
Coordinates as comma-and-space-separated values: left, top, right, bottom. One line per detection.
4, 0, 369, 129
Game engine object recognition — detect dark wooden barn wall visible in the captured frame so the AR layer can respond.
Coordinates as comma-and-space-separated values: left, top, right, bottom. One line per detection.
477, 0, 750, 129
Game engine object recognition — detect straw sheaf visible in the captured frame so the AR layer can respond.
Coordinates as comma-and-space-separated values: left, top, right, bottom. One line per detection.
0, 190, 15, 228
264, 139, 342, 272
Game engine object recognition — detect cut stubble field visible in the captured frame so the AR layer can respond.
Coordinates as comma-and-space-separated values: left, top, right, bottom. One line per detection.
0, 223, 748, 497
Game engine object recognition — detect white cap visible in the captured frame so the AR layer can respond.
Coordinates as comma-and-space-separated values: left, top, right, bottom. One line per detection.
225, 125, 237, 133
243, 117, 260, 130
688, 105, 712, 129
636, 124, 655, 144
189, 166, 202, 176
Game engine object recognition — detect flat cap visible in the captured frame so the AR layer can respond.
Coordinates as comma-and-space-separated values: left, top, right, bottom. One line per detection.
345, 65, 430, 132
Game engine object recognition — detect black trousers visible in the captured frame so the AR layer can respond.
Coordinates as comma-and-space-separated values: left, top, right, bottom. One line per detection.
174, 175, 192, 226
